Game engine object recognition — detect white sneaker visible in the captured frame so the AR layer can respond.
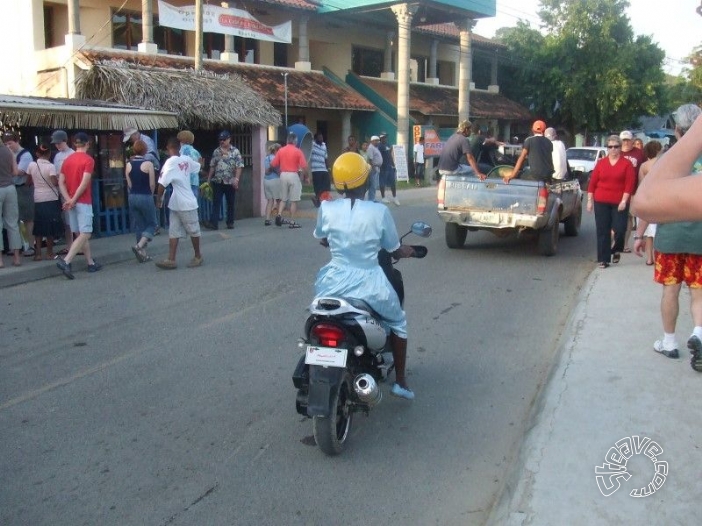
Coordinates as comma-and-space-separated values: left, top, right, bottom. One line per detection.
381, 197, 390, 204
653, 339, 680, 359
393, 197, 400, 206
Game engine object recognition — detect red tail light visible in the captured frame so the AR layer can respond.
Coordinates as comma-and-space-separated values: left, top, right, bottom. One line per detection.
537, 186, 548, 214
311, 324, 345, 347
437, 177, 445, 207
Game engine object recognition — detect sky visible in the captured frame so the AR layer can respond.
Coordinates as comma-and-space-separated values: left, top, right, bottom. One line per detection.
473, 0, 702, 76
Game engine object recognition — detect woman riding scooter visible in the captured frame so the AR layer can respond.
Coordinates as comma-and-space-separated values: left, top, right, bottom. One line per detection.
313, 152, 416, 399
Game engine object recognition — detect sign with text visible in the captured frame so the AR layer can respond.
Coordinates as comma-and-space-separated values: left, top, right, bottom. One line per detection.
392, 145, 409, 182
413, 125, 443, 157
157, 1, 292, 43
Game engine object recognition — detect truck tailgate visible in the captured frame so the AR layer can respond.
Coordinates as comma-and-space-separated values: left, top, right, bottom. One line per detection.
442, 175, 539, 214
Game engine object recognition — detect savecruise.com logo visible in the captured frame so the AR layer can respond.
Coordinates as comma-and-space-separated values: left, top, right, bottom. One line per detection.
595, 436, 668, 497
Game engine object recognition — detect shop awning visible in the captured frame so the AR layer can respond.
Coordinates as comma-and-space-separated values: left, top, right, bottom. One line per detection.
0, 94, 179, 131
355, 75, 532, 121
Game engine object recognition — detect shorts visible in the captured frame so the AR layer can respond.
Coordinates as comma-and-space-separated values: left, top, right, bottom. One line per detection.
654, 252, 702, 288
67, 202, 93, 234
16, 185, 34, 222
263, 177, 282, 200
168, 208, 200, 239
279, 172, 302, 202
644, 223, 657, 237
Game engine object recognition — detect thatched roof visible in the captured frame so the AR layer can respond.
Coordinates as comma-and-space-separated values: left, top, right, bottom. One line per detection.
0, 94, 178, 131
76, 61, 281, 129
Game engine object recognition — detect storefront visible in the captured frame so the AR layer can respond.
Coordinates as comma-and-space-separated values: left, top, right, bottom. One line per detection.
0, 94, 179, 238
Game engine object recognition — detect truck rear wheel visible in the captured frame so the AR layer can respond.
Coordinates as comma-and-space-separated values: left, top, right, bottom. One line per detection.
445, 223, 468, 249
538, 221, 559, 256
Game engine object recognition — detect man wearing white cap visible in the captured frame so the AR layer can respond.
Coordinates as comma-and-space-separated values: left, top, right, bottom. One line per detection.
123, 127, 160, 170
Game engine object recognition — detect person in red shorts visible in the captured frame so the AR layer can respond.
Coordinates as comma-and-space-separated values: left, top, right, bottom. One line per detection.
632, 103, 702, 371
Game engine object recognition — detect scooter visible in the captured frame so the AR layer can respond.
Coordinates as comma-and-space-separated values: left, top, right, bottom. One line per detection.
292, 221, 431, 456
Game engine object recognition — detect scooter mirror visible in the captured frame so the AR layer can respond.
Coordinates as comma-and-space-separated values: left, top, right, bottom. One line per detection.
410, 221, 432, 238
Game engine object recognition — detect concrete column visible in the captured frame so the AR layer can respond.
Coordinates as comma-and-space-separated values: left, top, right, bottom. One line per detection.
427, 38, 439, 85
138, 0, 158, 54
456, 18, 475, 122
295, 16, 311, 71
194, 0, 203, 70
67, 0, 80, 35
221, 35, 239, 62
502, 122, 511, 143
381, 32, 395, 80
392, 3, 417, 153
341, 111, 352, 151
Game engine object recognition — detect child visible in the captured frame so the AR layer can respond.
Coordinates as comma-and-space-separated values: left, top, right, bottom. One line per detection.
155, 137, 203, 270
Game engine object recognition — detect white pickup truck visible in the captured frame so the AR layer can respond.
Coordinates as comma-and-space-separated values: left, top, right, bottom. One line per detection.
437, 166, 583, 256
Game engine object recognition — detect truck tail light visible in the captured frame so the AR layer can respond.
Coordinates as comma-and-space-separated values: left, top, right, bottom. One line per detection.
537, 186, 548, 214
437, 177, 445, 206
311, 323, 345, 348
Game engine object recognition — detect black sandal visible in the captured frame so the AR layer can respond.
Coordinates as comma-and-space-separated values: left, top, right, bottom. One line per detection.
598, 262, 609, 269
288, 222, 301, 229
612, 253, 620, 264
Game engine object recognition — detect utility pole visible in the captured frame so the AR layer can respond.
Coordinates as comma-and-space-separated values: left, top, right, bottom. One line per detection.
195, 0, 203, 70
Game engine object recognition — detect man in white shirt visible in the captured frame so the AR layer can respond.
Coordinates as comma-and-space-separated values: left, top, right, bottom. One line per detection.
545, 127, 568, 180
155, 137, 202, 270
413, 136, 425, 186
51, 130, 75, 255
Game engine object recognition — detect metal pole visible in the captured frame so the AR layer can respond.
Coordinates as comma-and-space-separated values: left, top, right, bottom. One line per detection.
195, 0, 203, 70
283, 72, 289, 128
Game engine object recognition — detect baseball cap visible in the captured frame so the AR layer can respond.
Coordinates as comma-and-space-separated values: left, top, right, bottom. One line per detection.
379, 131, 388, 137
532, 120, 546, 133
218, 130, 231, 141
619, 130, 633, 140
73, 132, 90, 145
50, 130, 68, 144
123, 126, 138, 143
370, 135, 380, 141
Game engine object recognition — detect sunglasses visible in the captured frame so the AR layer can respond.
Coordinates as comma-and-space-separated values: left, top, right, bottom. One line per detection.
607, 145, 620, 149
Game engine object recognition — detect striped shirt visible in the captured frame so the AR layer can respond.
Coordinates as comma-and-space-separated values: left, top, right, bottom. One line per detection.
310, 141, 328, 173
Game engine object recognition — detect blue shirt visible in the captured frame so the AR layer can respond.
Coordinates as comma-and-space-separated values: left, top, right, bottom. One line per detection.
264, 153, 279, 180
180, 144, 202, 187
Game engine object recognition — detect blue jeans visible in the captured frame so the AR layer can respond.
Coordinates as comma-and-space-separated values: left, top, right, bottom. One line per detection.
129, 193, 157, 243
366, 167, 380, 202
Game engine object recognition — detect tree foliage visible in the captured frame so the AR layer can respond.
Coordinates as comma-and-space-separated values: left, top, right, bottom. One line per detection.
494, 0, 667, 135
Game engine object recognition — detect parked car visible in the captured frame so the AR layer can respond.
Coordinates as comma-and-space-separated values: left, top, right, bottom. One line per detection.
566, 146, 607, 191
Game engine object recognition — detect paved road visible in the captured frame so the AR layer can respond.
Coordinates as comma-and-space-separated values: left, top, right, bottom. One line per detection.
0, 196, 596, 525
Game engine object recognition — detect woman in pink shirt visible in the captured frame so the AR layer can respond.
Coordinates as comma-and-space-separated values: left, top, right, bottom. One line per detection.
27, 143, 63, 260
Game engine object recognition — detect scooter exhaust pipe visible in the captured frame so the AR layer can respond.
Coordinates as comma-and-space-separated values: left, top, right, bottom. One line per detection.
353, 374, 382, 406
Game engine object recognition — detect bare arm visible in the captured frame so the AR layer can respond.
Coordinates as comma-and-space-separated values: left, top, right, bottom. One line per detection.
506, 149, 529, 183
632, 114, 702, 222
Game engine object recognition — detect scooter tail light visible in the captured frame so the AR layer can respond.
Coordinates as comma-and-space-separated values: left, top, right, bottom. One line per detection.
311, 323, 345, 348
537, 186, 549, 214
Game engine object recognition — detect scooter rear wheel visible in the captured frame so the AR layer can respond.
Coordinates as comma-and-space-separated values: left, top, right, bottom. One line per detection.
313, 376, 353, 455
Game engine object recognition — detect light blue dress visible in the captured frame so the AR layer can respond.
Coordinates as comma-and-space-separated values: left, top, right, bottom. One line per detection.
313, 198, 407, 338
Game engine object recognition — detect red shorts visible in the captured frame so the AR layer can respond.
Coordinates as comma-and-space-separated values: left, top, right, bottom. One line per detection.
654, 252, 702, 287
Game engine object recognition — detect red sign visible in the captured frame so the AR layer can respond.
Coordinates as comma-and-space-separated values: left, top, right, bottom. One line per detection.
414, 125, 443, 157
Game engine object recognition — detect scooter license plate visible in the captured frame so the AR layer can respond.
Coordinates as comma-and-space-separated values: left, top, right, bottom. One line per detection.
305, 345, 348, 368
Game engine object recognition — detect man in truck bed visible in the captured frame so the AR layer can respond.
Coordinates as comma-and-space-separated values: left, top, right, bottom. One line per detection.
504, 120, 554, 184
437, 120, 486, 180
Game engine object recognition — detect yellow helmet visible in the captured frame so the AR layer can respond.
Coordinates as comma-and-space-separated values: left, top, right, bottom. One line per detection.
332, 152, 370, 191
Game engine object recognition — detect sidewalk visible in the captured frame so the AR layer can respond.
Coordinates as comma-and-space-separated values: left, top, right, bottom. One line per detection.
0, 185, 436, 289
489, 254, 699, 525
